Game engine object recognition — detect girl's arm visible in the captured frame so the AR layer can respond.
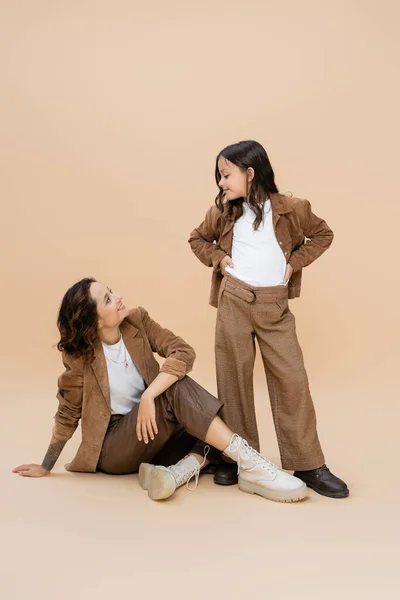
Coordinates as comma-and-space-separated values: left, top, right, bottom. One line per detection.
12, 354, 84, 477
288, 200, 334, 272
188, 206, 227, 271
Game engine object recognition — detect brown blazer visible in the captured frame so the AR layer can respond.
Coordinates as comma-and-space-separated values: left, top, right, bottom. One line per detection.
52, 307, 196, 473
188, 193, 334, 307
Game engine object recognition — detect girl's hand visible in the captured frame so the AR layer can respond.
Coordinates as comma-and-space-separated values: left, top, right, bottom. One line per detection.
136, 392, 158, 444
283, 263, 293, 284
12, 464, 50, 478
220, 255, 234, 275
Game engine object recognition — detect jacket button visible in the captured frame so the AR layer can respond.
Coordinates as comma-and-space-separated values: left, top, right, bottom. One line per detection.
279, 241, 283, 245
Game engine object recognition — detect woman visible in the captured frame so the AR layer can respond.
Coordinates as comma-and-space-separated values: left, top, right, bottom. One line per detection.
13, 278, 307, 503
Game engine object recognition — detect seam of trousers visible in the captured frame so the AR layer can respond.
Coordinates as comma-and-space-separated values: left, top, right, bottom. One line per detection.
269, 374, 286, 465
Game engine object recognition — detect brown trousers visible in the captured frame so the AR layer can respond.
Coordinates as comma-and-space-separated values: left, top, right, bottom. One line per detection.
98, 376, 222, 474
216, 273, 325, 471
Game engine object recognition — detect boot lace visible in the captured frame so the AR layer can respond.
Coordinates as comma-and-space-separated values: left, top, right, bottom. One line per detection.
228, 434, 278, 476
174, 445, 210, 491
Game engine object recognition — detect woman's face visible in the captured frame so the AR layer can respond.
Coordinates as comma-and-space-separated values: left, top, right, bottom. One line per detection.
90, 281, 129, 330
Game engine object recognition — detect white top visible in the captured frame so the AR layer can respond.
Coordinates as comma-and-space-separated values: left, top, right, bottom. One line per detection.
225, 200, 287, 287
102, 337, 146, 415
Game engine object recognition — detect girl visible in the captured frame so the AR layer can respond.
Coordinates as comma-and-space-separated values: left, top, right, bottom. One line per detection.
12, 277, 307, 503
188, 140, 348, 499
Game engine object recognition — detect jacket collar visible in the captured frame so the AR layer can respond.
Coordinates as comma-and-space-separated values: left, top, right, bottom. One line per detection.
270, 192, 292, 215
223, 193, 292, 221
221, 193, 292, 236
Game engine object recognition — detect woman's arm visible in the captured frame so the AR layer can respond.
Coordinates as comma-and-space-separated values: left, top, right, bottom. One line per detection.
13, 436, 68, 477
142, 372, 179, 399
136, 310, 198, 443
136, 372, 179, 443
41, 436, 68, 471
139, 307, 196, 379
12, 354, 83, 477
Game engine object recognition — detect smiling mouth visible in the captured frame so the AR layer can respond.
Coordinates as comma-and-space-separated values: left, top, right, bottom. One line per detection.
118, 304, 125, 311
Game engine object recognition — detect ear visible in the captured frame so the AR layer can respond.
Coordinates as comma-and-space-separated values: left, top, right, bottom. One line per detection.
247, 167, 255, 183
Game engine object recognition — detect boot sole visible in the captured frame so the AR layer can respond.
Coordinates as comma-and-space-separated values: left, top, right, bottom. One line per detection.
138, 463, 154, 491
239, 479, 308, 503
147, 468, 177, 501
301, 483, 349, 499
213, 475, 238, 486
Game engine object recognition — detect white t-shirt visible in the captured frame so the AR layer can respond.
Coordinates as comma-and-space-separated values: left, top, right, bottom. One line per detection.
225, 200, 287, 287
102, 337, 146, 415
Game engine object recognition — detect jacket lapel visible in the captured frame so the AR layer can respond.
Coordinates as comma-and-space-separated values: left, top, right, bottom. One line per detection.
90, 319, 148, 411
220, 207, 235, 252
91, 342, 111, 411
120, 320, 149, 385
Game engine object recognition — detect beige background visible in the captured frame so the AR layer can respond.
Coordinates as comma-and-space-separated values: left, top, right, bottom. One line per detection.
1, 1, 399, 599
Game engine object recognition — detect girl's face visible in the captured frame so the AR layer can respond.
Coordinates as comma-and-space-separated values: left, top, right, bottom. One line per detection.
90, 281, 129, 330
217, 157, 254, 201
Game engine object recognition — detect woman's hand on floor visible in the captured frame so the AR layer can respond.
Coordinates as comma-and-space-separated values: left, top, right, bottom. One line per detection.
12, 464, 50, 477
136, 392, 158, 444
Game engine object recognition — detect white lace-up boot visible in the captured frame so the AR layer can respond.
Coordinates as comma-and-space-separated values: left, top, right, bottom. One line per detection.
138, 447, 209, 501
223, 435, 307, 503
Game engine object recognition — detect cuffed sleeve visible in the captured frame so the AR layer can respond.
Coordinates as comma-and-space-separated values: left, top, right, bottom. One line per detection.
139, 307, 195, 379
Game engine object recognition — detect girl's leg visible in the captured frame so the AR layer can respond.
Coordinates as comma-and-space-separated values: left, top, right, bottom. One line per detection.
254, 290, 325, 471
215, 283, 259, 450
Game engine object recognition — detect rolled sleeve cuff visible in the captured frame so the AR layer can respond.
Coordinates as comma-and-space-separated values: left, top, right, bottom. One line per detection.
288, 253, 303, 273
160, 358, 191, 380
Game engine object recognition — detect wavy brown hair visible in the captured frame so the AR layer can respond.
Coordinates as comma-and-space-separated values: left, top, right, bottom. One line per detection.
57, 277, 98, 362
215, 140, 279, 230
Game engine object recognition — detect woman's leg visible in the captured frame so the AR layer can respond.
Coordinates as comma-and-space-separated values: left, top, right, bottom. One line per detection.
143, 411, 307, 503
100, 375, 306, 503
98, 376, 222, 475
136, 377, 223, 499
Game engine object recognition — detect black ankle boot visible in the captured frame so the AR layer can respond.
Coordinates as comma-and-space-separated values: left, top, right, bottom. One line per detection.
293, 465, 349, 498
214, 462, 238, 486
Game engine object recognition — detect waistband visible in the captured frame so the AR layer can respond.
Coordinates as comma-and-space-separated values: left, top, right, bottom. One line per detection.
222, 272, 288, 303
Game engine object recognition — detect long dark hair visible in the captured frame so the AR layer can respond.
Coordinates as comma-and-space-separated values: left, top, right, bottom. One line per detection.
215, 140, 279, 230
57, 277, 98, 362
